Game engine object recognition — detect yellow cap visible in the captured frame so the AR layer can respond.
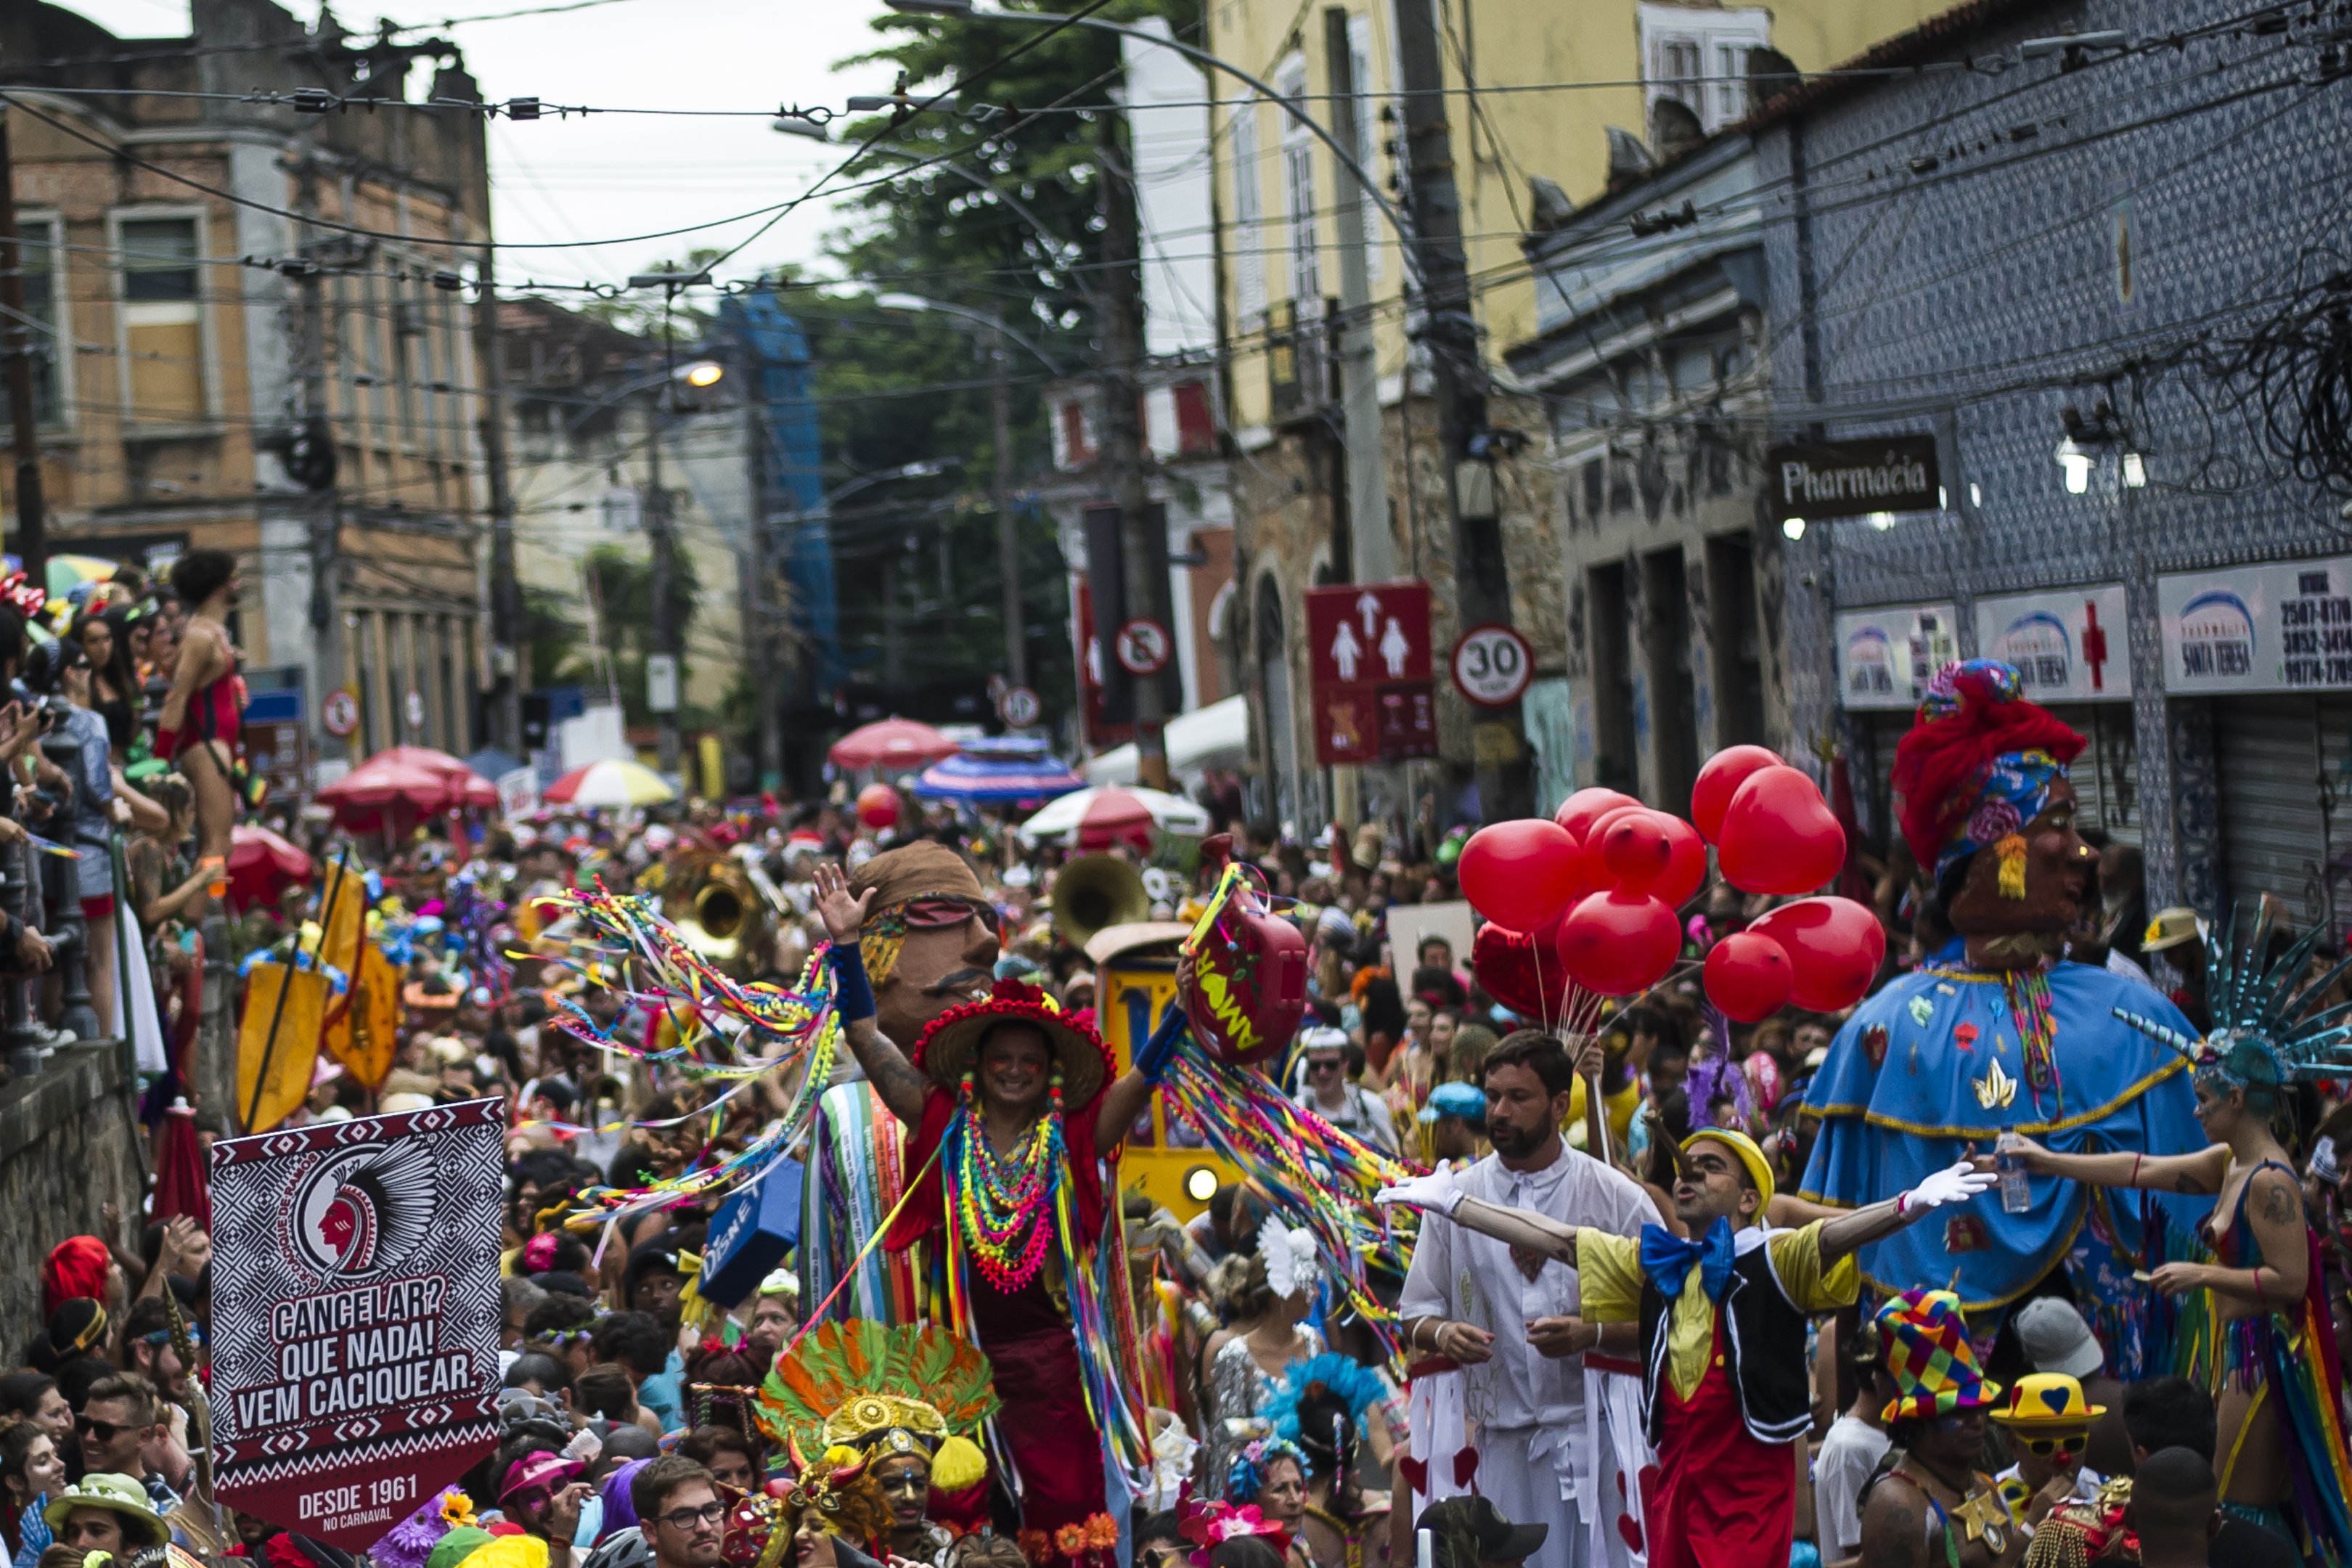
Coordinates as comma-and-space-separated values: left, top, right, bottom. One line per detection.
1681, 1127, 1776, 1217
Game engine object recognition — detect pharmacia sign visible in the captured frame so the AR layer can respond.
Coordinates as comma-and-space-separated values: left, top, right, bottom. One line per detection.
1767, 434, 1941, 523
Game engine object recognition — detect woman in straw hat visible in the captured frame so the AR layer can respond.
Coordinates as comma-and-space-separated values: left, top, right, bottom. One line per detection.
812, 863, 1159, 1561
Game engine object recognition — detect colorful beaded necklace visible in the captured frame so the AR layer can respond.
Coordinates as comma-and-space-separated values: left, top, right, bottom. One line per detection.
944, 1068, 1066, 1292
1998, 963, 2062, 1106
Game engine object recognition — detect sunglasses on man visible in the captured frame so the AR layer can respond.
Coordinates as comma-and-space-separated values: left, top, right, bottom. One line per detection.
76, 1415, 140, 1443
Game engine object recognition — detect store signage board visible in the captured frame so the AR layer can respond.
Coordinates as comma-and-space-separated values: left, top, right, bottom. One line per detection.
1766, 434, 1941, 523
1832, 603, 1959, 711
2159, 556, 2352, 693
1972, 585, 2133, 702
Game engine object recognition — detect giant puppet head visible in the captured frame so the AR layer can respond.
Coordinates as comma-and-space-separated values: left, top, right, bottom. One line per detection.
1892, 660, 2096, 965
849, 842, 1001, 1048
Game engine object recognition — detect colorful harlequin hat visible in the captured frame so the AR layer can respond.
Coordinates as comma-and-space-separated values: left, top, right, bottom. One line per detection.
1989, 1372, 2105, 1432
912, 976, 1113, 1106
1877, 1289, 2001, 1421
1891, 660, 2084, 886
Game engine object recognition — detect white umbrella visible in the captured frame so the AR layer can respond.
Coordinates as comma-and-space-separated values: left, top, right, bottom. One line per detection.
1017, 785, 1212, 849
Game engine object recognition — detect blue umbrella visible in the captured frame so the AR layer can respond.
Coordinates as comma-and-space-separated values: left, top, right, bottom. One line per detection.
913, 736, 1086, 806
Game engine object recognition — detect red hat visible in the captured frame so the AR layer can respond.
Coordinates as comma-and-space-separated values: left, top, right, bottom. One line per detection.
1891, 660, 2084, 879
42, 1236, 111, 1320
912, 978, 1114, 1107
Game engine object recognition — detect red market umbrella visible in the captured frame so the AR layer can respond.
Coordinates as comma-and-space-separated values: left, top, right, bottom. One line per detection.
1016, 785, 1213, 852
227, 823, 314, 908
828, 716, 958, 772
316, 747, 485, 831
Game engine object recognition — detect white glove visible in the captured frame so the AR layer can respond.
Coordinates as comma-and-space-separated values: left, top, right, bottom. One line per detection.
1899, 1159, 1998, 1215
1375, 1169, 1465, 1215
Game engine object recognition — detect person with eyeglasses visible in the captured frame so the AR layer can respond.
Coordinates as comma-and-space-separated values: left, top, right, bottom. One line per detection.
1985, 1374, 2106, 1532
628, 1457, 727, 1568
1291, 1026, 1397, 1156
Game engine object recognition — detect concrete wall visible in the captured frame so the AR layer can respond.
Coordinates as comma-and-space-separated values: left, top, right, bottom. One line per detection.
0, 1044, 146, 1355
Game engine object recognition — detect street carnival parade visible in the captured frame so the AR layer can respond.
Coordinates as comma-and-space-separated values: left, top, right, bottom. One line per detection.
15, 1, 2352, 1568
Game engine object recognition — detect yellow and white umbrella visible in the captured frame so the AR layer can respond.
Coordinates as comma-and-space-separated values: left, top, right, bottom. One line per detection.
541, 759, 675, 808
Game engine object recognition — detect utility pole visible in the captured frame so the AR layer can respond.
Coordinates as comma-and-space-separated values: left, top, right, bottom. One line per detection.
1325, 9, 1389, 584
645, 401, 682, 775
1099, 115, 1171, 789
991, 312, 1026, 693
1393, 0, 1530, 822
476, 246, 521, 757
0, 107, 49, 583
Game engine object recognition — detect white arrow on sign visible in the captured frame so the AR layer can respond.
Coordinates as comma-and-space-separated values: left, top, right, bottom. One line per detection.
1357, 589, 1383, 638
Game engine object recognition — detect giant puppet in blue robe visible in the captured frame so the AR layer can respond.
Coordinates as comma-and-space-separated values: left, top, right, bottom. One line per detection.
1799, 662, 2207, 1370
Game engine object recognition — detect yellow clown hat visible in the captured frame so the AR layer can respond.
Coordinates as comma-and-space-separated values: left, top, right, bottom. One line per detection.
1988, 1372, 2104, 1432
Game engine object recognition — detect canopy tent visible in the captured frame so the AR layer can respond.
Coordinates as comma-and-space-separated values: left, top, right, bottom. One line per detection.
1016, 785, 1211, 851
314, 745, 496, 831
1082, 695, 1249, 785
912, 736, 1087, 807
828, 716, 958, 772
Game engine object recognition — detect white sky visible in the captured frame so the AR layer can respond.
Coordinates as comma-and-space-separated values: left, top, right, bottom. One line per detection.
56, 0, 899, 290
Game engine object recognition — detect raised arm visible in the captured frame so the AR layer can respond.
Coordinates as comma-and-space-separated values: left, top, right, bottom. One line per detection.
2005, 1132, 2231, 1196
811, 861, 932, 1127
1815, 1161, 1999, 1270
1375, 1171, 1580, 1267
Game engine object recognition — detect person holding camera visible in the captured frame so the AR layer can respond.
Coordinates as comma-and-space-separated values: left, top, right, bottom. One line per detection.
0, 605, 58, 986
22, 638, 129, 1033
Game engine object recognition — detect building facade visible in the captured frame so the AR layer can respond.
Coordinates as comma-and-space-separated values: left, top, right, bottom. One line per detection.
1, 0, 493, 766
1201, 0, 1956, 833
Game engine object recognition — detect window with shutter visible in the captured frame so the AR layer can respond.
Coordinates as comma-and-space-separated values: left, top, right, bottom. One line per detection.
118, 216, 206, 422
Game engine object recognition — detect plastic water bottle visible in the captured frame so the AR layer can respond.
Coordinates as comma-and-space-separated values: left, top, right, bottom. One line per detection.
1996, 1130, 2030, 1214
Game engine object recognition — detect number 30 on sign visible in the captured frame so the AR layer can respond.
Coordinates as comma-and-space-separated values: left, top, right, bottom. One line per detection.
1450, 623, 1533, 707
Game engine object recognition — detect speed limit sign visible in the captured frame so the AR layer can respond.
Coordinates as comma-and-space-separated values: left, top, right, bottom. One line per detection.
1450, 623, 1534, 708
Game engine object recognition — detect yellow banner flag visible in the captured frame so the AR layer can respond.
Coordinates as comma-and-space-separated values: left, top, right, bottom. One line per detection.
323, 943, 402, 1094
237, 962, 328, 1132
316, 857, 367, 978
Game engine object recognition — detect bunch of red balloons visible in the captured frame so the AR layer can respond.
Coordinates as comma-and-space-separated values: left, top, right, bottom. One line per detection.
1458, 744, 1882, 1023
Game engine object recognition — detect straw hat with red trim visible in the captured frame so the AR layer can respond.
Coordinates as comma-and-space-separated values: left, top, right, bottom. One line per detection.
912, 978, 1114, 1107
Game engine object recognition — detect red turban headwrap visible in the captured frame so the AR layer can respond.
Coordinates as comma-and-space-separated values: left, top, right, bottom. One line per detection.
1892, 660, 2085, 878
42, 1235, 113, 1320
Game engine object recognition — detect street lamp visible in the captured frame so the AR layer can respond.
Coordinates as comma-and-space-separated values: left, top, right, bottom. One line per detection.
874, 292, 1049, 689
2054, 437, 2095, 495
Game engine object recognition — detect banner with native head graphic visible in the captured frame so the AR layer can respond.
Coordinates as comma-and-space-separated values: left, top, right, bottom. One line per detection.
208, 1098, 505, 1551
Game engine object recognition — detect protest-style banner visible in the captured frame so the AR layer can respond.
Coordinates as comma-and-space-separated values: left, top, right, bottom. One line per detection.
208, 1098, 505, 1551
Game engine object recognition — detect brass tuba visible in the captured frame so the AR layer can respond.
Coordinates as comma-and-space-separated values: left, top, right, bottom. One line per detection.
665, 846, 769, 977
1050, 854, 1151, 952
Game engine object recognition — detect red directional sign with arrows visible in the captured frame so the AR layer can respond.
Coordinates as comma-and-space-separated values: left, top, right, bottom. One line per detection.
1305, 581, 1437, 765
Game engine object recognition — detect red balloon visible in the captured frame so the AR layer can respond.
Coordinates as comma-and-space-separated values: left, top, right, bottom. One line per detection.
1580, 804, 1648, 887
1599, 812, 1675, 892
1750, 897, 1887, 1011
1555, 787, 1640, 844
1654, 814, 1709, 906
1458, 820, 1583, 931
1691, 745, 1786, 844
1703, 931, 1795, 1022
1717, 765, 1845, 896
1471, 911, 1575, 1024
1555, 891, 1681, 996
856, 783, 900, 830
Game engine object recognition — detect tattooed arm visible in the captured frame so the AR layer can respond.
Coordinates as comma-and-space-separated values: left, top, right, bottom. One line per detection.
2151, 1164, 2311, 1307
2001, 1135, 2231, 1195
812, 862, 936, 1128
1856, 1475, 1929, 1568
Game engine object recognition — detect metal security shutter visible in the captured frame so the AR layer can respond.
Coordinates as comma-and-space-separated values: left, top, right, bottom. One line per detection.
2215, 694, 2352, 928
2044, 705, 2141, 848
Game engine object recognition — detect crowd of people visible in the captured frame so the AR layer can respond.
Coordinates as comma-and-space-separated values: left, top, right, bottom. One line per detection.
0, 561, 2346, 1568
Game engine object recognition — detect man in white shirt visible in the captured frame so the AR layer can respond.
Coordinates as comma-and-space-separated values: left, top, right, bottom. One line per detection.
1397, 1032, 1659, 1568
1813, 1320, 1892, 1561
1292, 1024, 1399, 1154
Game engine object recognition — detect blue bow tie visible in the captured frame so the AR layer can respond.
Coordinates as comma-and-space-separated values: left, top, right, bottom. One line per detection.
1639, 1217, 1737, 1302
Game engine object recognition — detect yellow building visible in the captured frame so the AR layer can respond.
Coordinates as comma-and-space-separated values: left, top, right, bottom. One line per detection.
1204, 0, 1947, 828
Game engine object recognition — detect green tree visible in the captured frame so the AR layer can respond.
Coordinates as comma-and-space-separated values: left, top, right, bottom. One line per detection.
580, 542, 703, 728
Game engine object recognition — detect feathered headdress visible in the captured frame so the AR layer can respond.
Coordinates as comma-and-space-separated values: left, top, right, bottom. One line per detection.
2113, 899, 2352, 1108
1892, 660, 2084, 883
1262, 1353, 1387, 1452
1256, 1216, 1320, 1302
755, 1321, 997, 1490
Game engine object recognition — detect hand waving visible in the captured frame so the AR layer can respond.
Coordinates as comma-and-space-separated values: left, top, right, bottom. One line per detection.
810, 862, 874, 947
